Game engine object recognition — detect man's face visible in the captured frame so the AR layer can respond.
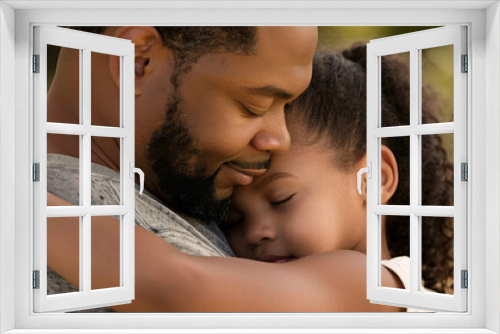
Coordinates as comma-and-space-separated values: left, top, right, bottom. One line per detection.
144, 27, 318, 223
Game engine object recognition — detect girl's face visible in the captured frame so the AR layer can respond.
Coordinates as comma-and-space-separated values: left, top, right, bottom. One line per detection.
222, 140, 367, 263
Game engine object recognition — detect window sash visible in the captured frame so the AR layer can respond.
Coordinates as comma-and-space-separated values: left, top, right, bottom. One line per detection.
32, 25, 136, 313
366, 26, 468, 312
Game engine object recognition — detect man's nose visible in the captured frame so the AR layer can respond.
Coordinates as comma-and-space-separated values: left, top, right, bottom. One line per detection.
244, 218, 278, 246
251, 112, 291, 154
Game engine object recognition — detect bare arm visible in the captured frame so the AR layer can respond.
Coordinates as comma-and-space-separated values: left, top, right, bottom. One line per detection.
160, 249, 404, 312
47, 193, 404, 312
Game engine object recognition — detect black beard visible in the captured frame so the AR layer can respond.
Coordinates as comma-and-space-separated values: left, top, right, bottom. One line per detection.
146, 92, 231, 225
158, 167, 232, 225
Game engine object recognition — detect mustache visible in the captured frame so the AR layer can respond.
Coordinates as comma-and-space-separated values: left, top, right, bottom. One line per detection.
231, 160, 271, 170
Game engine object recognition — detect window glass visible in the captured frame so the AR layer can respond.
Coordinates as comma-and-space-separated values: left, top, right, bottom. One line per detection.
91, 136, 121, 206
47, 134, 81, 206
91, 52, 121, 128
421, 133, 454, 206
421, 45, 454, 124
47, 216, 80, 295
91, 216, 121, 290
421, 216, 454, 295
47, 45, 80, 124
381, 215, 410, 290
381, 52, 410, 127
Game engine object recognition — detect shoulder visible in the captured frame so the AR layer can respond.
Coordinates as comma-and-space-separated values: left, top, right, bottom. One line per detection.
289, 250, 405, 312
381, 256, 410, 289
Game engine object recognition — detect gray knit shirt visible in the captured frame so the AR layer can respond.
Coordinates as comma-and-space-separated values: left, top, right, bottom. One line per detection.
47, 154, 234, 312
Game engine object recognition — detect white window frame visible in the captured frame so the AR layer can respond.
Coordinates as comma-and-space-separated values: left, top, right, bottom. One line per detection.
1, 1, 499, 333
33, 26, 136, 313
366, 26, 468, 312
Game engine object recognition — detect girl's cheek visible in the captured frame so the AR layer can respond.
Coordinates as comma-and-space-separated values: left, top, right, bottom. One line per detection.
227, 226, 246, 250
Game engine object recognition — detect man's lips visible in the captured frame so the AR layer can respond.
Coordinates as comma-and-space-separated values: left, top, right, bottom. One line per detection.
225, 162, 268, 177
220, 161, 268, 186
215, 161, 269, 192
218, 163, 258, 188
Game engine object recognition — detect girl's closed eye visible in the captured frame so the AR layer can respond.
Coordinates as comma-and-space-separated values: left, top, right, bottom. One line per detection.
270, 193, 296, 207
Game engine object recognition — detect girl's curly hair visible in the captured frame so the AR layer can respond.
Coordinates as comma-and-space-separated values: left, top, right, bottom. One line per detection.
289, 45, 454, 294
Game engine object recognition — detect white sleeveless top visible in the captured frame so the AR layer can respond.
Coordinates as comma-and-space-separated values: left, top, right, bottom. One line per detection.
380, 256, 435, 313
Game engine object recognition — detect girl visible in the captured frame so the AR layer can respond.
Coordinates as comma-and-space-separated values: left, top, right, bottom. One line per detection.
47, 44, 453, 312
222, 45, 454, 297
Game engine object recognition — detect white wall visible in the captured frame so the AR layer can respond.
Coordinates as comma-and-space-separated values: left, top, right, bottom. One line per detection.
0, 2, 16, 333
1, 3, 498, 332
485, 2, 500, 333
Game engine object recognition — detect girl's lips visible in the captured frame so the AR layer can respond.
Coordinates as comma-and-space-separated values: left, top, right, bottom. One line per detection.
272, 258, 292, 263
260, 255, 297, 263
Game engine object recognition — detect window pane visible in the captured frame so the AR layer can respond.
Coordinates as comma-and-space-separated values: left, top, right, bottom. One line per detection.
47, 45, 80, 125
421, 133, 454, 206
91, 215, 121, 290
381, 52, 410, 127
421, 45, 454, 124
91, 136, 121, 205
91, 52, 121, 128
47, 216, 80, 295
421, 216, 454, 295
47, 134, 81, 206
381, 215, 410, 290
381, 136, 410, 205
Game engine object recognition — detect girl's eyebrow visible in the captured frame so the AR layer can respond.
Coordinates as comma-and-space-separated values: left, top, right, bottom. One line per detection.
256, 172, 294, 189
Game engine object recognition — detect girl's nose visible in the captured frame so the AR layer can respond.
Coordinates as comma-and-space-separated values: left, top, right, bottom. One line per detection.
244, 218, 278, 246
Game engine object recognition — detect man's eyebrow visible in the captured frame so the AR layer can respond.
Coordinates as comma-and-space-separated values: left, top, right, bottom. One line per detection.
244, 85, 295, 100
257, 172, 294, 189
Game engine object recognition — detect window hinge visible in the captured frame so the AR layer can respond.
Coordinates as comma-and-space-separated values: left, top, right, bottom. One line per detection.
461, 54, 468, 73
461, 162, 468, 181
33, 270, 40, 289
461, 270, 468, 289
33, 54, 40, 73
33, 163, 40, 182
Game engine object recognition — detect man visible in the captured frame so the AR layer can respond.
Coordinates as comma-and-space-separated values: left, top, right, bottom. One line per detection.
46, 26, 317, 310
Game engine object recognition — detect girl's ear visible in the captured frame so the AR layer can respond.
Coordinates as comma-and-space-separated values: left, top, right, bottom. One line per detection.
108, 26, 168, 97
380, 145, 399, 204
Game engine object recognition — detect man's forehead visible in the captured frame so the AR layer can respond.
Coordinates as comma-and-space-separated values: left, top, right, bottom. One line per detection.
182, 27, 317, 100
188, 50, 308, 86
255, 26, 318, 63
